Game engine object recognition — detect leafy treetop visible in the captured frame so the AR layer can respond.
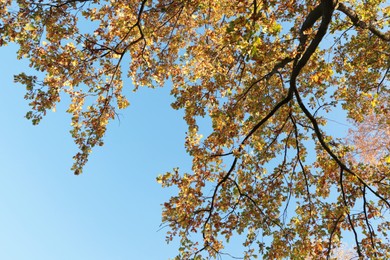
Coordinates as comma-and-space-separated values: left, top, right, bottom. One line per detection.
1, 0, 390, 258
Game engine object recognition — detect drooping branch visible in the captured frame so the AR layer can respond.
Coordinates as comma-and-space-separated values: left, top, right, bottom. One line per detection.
233, 57, 294, 109
115, 0, 148, 53
326, 214, 344, 259
339, 168, 362, 257
208, 1, 337, 244
290, 114, 314, 221
362, 186, 378, 257
294, 86, 390, 209
287, 0, 390, 211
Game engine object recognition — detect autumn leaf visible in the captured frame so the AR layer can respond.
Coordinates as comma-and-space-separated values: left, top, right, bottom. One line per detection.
1, 0, 390, 258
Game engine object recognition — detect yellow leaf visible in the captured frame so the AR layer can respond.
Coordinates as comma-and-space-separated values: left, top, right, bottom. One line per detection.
24, 23, 35, 31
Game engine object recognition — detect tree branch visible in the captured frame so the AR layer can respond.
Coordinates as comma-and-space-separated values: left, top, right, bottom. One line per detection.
337, 3, 390, 42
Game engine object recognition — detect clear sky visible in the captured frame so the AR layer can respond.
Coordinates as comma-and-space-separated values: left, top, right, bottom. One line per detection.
0, 44, 193, 260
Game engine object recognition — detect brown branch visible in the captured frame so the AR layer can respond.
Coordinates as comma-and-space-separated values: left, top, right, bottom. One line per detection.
299, 2, 324, 41
233, 57, 293, 109
294, 86, 390, 209
229, 177, 283, 229
292, 0, 335, 83
158, 5, 184, 54
291, 0, 390, 215
337, 3, 390, 42
202, 157, 238, 240
32, 0, 92, 9
203, 95, 294, 244
262, 115, 290, 153
114, 0, 148, 52
326, 213, 343, 260
290, 114, 314, 222
339, 168, 362, 257
377, 66, 390, 93
240, 92, 293, 146
362, 186, 378, 256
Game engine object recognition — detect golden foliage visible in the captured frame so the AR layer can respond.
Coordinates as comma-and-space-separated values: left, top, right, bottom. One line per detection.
1, 0, 390, 258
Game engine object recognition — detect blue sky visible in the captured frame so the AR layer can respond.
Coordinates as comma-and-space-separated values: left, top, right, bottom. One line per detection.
0, 44, 193, 259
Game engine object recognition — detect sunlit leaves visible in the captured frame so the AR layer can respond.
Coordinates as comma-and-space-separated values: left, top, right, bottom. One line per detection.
2, 0, 390, 258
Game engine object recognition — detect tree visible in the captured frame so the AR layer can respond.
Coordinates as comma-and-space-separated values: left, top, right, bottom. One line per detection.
306, 243, 357, 259
348, 99, 390, 165
1, 0, 390, 258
